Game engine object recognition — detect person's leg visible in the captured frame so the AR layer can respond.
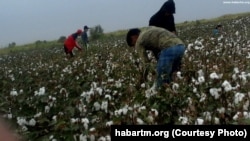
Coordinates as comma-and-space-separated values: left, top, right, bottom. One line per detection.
69, 51, 74, 57
157, 44, 185, 87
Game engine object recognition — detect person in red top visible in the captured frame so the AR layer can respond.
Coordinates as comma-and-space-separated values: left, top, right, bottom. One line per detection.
64, 29, 83, 58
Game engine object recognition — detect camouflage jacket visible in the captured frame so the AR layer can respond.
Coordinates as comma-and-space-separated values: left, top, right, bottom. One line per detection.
135, 26, 184, 68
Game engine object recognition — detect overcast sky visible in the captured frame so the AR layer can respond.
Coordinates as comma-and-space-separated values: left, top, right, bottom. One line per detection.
0, 0, 249, 47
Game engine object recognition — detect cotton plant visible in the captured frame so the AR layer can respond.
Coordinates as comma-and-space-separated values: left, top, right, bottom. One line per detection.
178, 116, 189, 125
10, 88, 18, 96
34, 87, 46, 96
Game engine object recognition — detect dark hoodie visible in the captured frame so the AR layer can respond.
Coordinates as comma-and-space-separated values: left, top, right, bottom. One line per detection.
149, 0, 176, 32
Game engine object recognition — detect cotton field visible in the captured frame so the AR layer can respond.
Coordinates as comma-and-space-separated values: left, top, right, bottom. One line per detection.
0, 15, 250, 140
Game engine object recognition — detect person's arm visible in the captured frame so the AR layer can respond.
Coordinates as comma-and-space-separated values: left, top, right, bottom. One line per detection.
137, 44, 151, 82
75, 41, 82, 51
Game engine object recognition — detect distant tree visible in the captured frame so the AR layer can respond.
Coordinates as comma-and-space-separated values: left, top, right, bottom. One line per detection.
58, 36, 66, 43
8, 42, 16, 48
195, 20, 201, 26
90, 25, 104, 40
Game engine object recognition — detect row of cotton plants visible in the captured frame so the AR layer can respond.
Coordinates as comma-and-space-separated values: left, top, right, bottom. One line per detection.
0, 15, 250, 140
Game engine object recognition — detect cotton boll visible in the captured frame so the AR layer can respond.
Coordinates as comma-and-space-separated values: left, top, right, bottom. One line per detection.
94, 101, 101, 111
209, 88, 221, 99
209, 72, 219, 79
106, 121, 113, 127
243, 112, 250, 119
101, 101, 108, 113
79, 134, 87, 141
198, 76, 205, 84
222, 80, 232, 92
136, 118, 144, 125
105, 135, 111, 141
10, 89, 18, 96
234, 92, 245, 105
233, 112, 241, 121
178, 116, 189, 125
195, 118, 204, 125
217, 107, 225, 114
214, 117, 220, 124
28, 118, 36, 126
172, 83, 179, 92
243, 100, 249, 110
203, 112, 212, 121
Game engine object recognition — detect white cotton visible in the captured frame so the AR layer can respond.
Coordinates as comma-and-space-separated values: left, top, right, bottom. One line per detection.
232, 74, 237, 80
195, 118, 204, 125
10, 89, 18, 96
34, 112, 42, 118
49, 135, 54, 140
179, 116, 189, 125
172, 83, 179, 92
222, 80, 232, 92
235, 31, 239, 36
234, 92, 245, 105
199, 93, 206, 102
145, 83, 157, 98
147, 115, 154, 123
28, 118, 36, 126
243, 100, 249, 110
217, 107, 225, 114
39, 87, 45, 95
106, 121, 113, 127
105, 95, 112, 101
214, 117, 220, 124
136, 118, 144, 125
176, 71, 183, 79
105, 135, 111, 141
45, 105, 50, 113
233, 112, 241, 120
101, 101, 108, 113
203, 112, 212, 121
243, 112, 250, 119
89, 134, 95, 141
96, 87, 103, 95
98, 136, 106, 141
239, 72, 247, 84
21, 126, 28, 132
17, 117, 27, 126
138, 106, 146, 113
52, 115, 57, 122
93, 102, 101, 111
151, 109, 158, 117
198, 76, 205, 84
122, 107, 128, 115
197, 69, 204, 77
209, 88, 221, 99
209, 72, 219, 79
141, 83, 146, 88
193, 87, 197, 93
71, 118, 78, 124
79, 134, 87, 141
115, 80, 122, 88
7, 114, 12, 119
233, 67, 240, 74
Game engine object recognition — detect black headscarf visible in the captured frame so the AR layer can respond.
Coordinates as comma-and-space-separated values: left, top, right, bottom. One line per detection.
149, 0, 176, 32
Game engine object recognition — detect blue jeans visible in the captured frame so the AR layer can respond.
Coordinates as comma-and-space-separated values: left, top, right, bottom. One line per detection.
157, 44, 185, 87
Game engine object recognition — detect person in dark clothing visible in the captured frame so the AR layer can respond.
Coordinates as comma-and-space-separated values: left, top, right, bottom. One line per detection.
126, 26, 186, 88
149, 0, 176, 34
213, 24, 223, 36
81, 25, 90, 50
64, 29, 83, 58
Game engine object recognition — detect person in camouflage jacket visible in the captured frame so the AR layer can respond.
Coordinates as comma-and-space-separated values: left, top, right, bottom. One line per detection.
126, 26, 185, 88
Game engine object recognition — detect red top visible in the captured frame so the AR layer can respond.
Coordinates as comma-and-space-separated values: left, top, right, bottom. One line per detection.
64, 32, 81, 52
